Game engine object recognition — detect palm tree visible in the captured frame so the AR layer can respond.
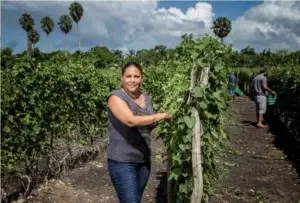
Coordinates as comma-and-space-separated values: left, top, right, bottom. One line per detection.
28, 29, 40, 49
58, 15, 73, 50
129, 49, 135, 57
19, 13, 35, 32
212, 17, 231, 44
40, 16, 54, 49
19, 13, 35, 55
69, 2, 84, 50
113, 49, 123, 59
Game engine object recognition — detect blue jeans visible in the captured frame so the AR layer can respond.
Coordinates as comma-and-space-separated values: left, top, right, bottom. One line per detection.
108, 158, 151, 203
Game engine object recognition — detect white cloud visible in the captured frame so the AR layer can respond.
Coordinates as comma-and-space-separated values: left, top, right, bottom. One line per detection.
2, 0, 300, 53
227, 1, 300, 51
1, 1, 214, 52
186, 3, 214, 26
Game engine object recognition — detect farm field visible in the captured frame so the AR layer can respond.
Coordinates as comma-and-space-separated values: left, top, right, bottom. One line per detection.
3, 35, 233, 202
9, 96, 300, 203
2, 35, 300, 202
2, 1, 300, 202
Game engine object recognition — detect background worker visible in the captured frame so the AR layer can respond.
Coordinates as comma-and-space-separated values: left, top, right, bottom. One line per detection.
228, 73, 237, 102
251, 68, 276, 128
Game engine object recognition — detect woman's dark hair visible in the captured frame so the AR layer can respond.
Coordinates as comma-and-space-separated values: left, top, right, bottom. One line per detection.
122, 62, 143, 76
260, 67, 267, 73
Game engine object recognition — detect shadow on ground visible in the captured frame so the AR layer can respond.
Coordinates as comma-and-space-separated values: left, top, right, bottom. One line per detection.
241, 105, 300, 179
155, 172, 167, 203
241, 120, 257, 127
267, 114, 300, 179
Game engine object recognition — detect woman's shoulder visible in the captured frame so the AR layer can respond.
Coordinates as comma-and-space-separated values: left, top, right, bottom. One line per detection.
107, 89, 126, 102
110, 89, 122, 95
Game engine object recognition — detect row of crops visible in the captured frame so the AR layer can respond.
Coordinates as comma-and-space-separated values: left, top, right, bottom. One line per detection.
1, 35, 300, 202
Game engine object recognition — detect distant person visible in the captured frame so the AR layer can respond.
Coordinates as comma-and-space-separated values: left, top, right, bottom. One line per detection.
251, 68, 276, 128
228, 74, 237, 102
106, 62, 171, 203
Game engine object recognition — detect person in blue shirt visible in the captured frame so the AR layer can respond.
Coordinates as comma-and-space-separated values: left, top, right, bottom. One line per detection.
228, 74, 237, 102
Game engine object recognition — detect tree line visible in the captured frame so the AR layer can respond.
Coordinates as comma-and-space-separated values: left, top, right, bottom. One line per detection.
2, 43, 299, 70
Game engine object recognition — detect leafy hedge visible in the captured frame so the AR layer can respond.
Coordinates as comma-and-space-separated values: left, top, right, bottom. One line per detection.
1, 57, 118, 172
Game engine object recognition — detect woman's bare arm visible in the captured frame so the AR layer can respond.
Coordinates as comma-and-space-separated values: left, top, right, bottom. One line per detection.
107, 95, 170, 127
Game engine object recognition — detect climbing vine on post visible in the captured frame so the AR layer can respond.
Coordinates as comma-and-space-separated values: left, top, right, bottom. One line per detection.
152, 35, 230, 202
190, 65, 210, 203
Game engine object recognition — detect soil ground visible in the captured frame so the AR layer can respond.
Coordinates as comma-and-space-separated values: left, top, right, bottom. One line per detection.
14, 96, 300, 203
209, 96, 300, 203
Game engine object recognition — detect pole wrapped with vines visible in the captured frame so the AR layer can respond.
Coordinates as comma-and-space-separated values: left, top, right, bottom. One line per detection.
150, 35, 231, 202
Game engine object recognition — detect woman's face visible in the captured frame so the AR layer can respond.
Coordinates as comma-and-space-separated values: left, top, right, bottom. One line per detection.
121, 65, 142, 93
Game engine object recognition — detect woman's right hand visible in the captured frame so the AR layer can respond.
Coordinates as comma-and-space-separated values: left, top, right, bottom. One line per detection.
161, 113, 172, 120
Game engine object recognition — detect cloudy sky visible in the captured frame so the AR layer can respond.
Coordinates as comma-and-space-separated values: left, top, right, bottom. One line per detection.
1, 0, 300, 54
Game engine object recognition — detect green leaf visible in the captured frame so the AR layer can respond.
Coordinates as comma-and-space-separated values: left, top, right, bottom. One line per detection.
199, 101, 207, 109
179, 144, 190, 151
211, 130, 219, 139
183, 116, 195, 129
172, 153, 182, 165
23, 114, 31, 125
8, 115, 14, 122
182, 172, 188, 177
168, 167, 181, 181
220, 128, 227, 138
3, 126, 11, 133
179, 182, 189, 194
191, 86, 203, 98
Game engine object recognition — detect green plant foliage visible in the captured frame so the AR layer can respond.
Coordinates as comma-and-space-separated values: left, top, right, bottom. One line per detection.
144, 35, 231, 202
1, 57, 117, 171
3, 28, 299, 203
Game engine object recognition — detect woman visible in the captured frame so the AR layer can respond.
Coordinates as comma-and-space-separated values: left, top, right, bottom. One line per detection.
106, 62, 171, 203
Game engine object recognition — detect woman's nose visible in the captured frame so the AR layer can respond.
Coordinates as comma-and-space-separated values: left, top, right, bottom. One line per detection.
130, 77, 135, 82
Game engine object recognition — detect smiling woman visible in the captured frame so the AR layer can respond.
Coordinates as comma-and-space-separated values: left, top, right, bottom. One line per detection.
106, 62, 171, 203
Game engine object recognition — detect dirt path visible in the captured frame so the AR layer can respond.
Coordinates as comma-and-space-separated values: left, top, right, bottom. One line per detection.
210, 96, 300, 203
16, 96, 300, 203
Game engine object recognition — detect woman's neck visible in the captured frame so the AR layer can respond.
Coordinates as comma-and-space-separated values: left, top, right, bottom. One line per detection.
121, 88, 141, 99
